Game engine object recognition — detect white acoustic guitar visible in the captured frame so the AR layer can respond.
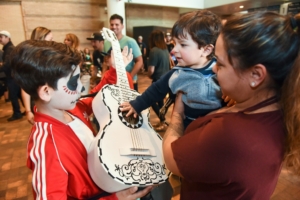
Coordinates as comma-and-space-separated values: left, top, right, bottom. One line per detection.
88, 27, 170, 193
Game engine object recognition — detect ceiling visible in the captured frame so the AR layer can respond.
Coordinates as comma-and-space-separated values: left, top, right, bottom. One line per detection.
207, 0, 300, 15
99, 0, 300, 15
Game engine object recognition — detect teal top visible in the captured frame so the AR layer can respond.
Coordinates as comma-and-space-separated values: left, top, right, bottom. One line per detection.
104, 35, 142, 81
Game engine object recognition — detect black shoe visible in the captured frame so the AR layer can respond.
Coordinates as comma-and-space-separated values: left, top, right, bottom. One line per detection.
7, 114, 23, 121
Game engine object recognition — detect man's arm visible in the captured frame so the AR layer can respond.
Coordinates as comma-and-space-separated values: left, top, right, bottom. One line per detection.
143, 46, 146, 56
130, 55, 143, 78
147, 65, 154, 78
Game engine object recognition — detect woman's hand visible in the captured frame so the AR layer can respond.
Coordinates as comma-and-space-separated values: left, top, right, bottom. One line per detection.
222, 94, 236, 107
26, 111, 35, 125
115, 186, 153, 200
120, 102, 138, 118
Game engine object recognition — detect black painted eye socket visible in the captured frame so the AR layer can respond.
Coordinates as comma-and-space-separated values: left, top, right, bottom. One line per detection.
67, 74, 80, 91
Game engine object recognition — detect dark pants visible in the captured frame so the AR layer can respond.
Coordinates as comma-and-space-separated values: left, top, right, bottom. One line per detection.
134, 82, 138, 92
7, 78, 22, 116
143, 56, 148, 71
151, 100, 164, 122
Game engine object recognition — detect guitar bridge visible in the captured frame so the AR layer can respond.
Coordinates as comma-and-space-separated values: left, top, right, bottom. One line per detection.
119, 148, 156, 156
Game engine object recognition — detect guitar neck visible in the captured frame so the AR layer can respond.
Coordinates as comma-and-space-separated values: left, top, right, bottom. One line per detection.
110, 41, 132, 102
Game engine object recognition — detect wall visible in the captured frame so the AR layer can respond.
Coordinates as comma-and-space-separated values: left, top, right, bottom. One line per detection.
125, 4, 179, 38
21, 0, 104, 49
0, 0, 106, 50
0, 1, 179, 50
0, 2, 25, 48
125, 0, 204, 9
204, 0, 247, 8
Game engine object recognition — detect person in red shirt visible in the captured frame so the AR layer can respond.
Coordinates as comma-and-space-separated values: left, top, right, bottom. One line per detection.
10, 40, 152, 200
91, 47, 134, 94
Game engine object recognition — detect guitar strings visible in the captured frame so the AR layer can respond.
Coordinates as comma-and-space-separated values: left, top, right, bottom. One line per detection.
112, 43, 145, 155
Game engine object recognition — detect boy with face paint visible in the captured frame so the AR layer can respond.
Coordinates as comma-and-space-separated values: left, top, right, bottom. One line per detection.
10, 40, 153, 200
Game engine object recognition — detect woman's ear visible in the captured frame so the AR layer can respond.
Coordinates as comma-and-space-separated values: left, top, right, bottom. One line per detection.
202, 44, 214, 57
248, 64, 267, 88
37, 84, 53, 102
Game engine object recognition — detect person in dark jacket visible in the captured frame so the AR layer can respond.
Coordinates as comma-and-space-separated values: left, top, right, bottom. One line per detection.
0, 30, 23, 121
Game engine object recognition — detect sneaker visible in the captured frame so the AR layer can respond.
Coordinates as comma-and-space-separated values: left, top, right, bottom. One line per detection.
7, 114, 23, 121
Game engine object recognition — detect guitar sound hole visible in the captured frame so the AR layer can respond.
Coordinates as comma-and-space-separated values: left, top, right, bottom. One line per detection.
117, 107, 143, 129
121, 111, 139, 124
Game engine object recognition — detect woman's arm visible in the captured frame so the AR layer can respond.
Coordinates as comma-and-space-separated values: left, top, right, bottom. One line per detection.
147, 65, 154, 78
22, 89, 34, 125
163, 93, 184, 177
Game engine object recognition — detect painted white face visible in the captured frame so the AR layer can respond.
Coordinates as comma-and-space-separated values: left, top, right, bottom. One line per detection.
171, 31, 205, 68
50, 65, 83, 110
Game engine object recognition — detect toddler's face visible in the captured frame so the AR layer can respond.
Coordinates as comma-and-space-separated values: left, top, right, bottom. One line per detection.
171, 31, 207, 68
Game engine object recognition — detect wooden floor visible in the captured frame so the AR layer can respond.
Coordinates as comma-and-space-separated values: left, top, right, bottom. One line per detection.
0, 72, 300, 199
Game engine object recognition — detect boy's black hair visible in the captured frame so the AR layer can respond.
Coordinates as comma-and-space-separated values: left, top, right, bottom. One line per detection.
10, 40, 82, 100
172, 10, 221, 59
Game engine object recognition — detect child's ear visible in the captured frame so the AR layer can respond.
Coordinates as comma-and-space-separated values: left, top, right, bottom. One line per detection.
37, 84, 53, 102
202, 44, 214, 57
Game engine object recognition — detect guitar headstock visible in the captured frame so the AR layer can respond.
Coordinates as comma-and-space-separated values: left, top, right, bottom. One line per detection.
101, 27, 118, 43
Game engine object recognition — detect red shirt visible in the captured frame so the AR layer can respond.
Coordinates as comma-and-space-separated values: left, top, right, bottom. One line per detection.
91, 67, 134, 94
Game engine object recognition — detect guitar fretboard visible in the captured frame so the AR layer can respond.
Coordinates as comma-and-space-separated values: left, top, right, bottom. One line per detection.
110, 40, 132, 102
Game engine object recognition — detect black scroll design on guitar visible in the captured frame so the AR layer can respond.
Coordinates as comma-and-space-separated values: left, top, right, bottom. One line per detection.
107, 86, 138, 104
115, 158, 167, 183
118, 107, 143, 129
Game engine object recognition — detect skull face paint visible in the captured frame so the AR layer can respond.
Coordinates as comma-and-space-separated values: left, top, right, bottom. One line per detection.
50, 65, 83, 110
64, 73, 85, 94
66, 73, 80, 92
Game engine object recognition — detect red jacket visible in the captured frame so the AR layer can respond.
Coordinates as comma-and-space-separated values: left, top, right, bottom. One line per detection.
27, 98, 117, 200
91, 67, 134, 94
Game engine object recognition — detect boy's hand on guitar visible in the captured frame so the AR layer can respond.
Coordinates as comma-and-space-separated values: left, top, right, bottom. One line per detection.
120, 102, 138, 118
116, 186, 154, 200
222, 94, 236, 107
